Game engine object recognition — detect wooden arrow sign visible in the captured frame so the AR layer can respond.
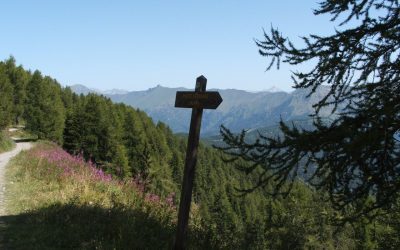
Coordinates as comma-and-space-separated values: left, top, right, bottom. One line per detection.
175, 91, 223, 109
174, 75, 222, 250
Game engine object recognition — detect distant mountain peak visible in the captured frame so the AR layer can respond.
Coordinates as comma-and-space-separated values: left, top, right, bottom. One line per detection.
264, 86, 284, 93
69, 84, 129, 95
102, 89, 129, 95
68, 84, 98, 95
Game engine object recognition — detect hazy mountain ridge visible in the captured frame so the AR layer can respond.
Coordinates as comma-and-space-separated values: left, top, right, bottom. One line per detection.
68, 84, 129, 95
69, 84, 96, 95
204, 117, 334, 147
70, 84, 333, 135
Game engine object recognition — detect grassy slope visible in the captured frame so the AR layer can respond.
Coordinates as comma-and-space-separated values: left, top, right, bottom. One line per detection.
0, 131, 15, 153
2, 142, 204, 249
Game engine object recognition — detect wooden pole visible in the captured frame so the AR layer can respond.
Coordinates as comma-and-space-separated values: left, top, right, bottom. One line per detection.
174, 76, 207, 250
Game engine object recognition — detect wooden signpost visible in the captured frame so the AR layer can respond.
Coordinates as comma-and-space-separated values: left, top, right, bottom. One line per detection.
174, 75, 222, 249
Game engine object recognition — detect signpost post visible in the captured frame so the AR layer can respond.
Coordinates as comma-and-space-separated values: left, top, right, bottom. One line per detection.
174, 75, 222, 249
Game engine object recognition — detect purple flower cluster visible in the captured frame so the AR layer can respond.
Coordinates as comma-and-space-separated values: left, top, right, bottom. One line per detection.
145, 193, 161, 203
33, 147, 79, 176
145, 192, 176, 209
29, 145, 176, 210
131, 174, 149, 193
91, 166, 112, 182
165, 192, 176, 208
32, 147, 112, 182
128, 175, 176, 209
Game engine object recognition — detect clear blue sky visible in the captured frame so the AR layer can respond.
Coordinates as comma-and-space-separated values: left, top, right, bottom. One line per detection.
0, 1, 335, 92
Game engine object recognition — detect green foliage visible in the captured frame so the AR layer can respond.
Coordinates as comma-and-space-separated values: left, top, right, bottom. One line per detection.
24, 71, 65, 143
218, 0, 400, 220
0, 62, 14, 129
374, 199, 400, 249
4, 56, 29, 125
1, 56, 399, 248
0, 131, 15, 153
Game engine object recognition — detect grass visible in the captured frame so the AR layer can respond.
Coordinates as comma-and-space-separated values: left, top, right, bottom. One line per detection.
2, 142, 191, 249
0, 131, 15, 153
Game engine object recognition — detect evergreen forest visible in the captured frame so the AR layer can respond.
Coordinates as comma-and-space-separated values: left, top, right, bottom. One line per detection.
1, 56, 399, 249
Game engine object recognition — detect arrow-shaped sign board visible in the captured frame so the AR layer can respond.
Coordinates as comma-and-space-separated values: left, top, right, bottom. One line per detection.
174, 76, 222, 249
175, 91, 222, 109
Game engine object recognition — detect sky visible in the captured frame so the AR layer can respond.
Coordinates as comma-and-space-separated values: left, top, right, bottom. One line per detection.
0, 1, 336, 92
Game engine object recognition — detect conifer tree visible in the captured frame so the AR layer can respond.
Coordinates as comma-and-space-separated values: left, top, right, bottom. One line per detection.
0, 63, 14, 129
112, 143, 130, 178
4, 56, 28, 125
218, 0, 400, 219
43, 78, 65, 143
122, 108, 146, 176
24, 71, 43, 134
24, 71, 65, 143
63, 101, 85, 153
61, 86, 75, 114
79, 94, 107, 161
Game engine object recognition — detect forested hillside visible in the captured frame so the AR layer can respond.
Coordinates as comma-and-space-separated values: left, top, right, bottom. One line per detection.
1, 57, 399, 248
70, 83, 336, 135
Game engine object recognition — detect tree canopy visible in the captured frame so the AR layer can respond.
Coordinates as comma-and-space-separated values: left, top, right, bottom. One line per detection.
218, 0, 400, 220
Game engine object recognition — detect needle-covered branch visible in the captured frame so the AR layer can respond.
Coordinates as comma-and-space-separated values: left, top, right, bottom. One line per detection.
218, 0, 400, 220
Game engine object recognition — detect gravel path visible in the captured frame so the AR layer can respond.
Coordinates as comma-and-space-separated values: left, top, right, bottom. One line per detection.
0, 142, 32, 215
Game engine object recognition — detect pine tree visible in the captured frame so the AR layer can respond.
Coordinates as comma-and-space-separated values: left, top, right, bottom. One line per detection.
24, 71, 65, 143
61, 86, 75, 114
4, 56, 28, 125
112, 144, 130, 178
0, 63, 14, 129
78, 94, 108, 162
24, 71, 43, 134
122, 108, 145, 176
43, 78, 65, 143
218, 0, 400, 219
63, 101, 85, 154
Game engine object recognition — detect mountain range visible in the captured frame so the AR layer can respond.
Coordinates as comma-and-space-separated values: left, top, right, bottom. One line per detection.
69, 84, 334, 135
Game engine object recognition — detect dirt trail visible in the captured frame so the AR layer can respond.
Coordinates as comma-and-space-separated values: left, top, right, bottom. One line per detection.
0, 142, 32, 215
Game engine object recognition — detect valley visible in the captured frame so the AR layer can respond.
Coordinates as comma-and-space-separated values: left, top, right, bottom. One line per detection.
0, 55, 398, 249
70, 84, 335, 136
